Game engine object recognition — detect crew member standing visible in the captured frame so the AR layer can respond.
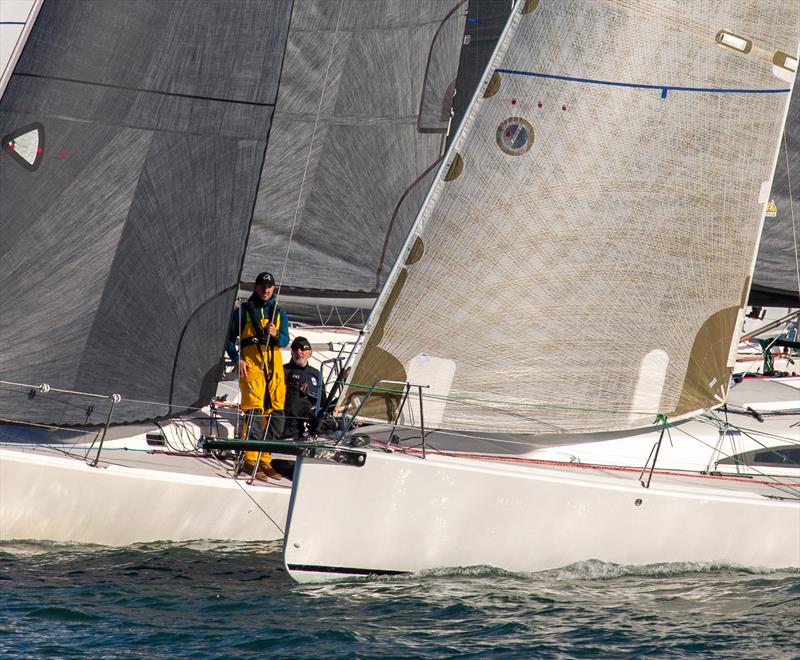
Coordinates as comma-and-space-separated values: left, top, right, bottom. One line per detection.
226, 271, 288, 480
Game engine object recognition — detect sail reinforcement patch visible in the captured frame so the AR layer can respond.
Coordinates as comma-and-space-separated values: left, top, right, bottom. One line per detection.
496, 117, 534, 156
483, 72, 501, 98
772, 51, 798, 82
444, 153, 464, 181
714, 30, 752, 54
1, 122, 45, 172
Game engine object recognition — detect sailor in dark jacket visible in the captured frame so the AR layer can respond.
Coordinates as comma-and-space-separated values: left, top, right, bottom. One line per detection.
283, 336, 325, 438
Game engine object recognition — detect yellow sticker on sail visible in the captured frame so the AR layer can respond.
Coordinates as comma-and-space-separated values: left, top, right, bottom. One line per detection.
765, 199, 777, 217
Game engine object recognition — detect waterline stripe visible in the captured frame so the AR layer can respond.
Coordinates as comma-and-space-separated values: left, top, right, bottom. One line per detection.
287, 563, 408, 576
495, 68, 791, 98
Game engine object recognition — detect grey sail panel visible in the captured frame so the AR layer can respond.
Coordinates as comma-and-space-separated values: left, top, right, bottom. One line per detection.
750, 84, 799, 306
0, 0, 292, 424
345, 1, 799, 434
243, 0, 466, 295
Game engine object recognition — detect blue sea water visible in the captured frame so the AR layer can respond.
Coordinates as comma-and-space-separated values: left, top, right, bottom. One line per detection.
1, 541, 798, 659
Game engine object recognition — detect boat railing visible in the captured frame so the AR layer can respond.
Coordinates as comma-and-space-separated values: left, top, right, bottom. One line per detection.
0, 379, 121, 466
339, 379, 431, 458
317, 356, 345, 415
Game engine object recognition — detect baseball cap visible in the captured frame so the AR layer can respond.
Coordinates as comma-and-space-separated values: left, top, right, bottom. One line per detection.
255, 271, 275, 287
291, 336, 311, 351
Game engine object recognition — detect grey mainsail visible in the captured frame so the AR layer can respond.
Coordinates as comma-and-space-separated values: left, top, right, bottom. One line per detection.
751, 83, 799, 306
0, 0, 292, 424
242, 0, 466, 297
345, 0, 800, 434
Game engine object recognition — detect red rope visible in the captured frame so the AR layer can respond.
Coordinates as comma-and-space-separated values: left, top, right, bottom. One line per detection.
371, 439, 800, 488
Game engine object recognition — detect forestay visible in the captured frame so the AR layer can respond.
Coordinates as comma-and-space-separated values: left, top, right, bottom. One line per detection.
345, 0, 800, 434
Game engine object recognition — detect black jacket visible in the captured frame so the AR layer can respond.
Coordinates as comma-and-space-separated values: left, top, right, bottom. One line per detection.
283, 360, 324, 437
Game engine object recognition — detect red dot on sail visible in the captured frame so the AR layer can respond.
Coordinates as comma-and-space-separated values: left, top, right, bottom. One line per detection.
537, 101, 543, 108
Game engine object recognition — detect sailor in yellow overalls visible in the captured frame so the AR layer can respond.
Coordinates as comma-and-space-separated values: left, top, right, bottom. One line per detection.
226, 272, 288, 480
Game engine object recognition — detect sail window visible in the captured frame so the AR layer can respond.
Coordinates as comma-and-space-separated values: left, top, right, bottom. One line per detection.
1, 122, 44, 172
629, 349, 669, 422
496, 117, 534, 156
715, 30, 752, 54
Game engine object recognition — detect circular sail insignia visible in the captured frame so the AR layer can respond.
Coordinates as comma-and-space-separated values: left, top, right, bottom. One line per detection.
496, 117, 534, 156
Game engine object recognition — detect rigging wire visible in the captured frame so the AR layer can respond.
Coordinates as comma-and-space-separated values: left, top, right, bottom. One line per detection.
274, 0, 345, 309
784, 129, 800, 301
229, 472, 286, 536
368, 430, 800, 491
344, 393, 800, 496
200, 448, 287, 535
709, 409, 800, 449
670, 415, 800, 498
344, 379, 692, 420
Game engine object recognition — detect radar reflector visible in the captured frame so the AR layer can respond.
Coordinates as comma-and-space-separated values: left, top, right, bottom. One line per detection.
1, 122, 44, 171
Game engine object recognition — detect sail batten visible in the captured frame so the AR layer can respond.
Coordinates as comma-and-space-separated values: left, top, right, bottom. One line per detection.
343, 0, 800, 434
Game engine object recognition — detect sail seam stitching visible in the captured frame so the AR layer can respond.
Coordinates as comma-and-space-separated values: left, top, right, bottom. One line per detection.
233, 0, 295, 289
12, 72, 277, 107
276, 0, 345, 302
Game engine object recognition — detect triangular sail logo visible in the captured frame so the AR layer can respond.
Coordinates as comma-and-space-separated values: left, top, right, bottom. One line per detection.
1, 122, 45, 171
765, 199, 778, 218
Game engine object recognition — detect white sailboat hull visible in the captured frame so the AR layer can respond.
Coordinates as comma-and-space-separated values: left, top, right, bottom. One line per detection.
0, 448, 290, 546
0, 324, 352, 546
283, 449, 800, 583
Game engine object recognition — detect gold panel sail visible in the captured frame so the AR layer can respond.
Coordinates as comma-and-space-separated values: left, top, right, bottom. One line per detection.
342, 0, 800, 434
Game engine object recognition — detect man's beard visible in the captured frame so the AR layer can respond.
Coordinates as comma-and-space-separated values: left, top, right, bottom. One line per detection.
293, 356, 309, 368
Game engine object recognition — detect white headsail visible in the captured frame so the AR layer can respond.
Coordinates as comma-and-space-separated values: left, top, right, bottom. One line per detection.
345, 0, 800, 434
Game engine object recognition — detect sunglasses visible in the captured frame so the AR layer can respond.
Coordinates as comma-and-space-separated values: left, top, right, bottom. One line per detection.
292, 346, 311, 352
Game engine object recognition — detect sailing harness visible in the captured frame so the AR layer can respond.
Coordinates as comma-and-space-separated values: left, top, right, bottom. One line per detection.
242, 299, 281, 410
